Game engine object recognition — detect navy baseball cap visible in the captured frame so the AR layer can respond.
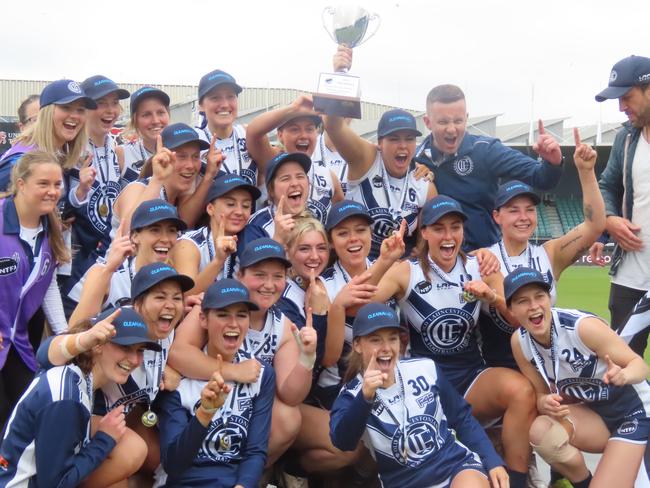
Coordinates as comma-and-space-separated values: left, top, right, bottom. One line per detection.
40, 80, 97, 110
130, 86, 170, 115
278, 113, 323, 129
130, 199, 187, 231
198, 69, 243, 102
206, 174, 261, 203
265, 152, 312, 184
420, 195, 467, 226
81, 75, 130, 101
377, 109, 422, 139
325, 200, 373, 231
503, 267, 551, 305
202, 278, 259, 311
161, 123, 210, 151
239, 237, 291, 269
353, 303, 400, 338
131, 262, 194, 300
494, 181, 541, 209
596, 55, 650, 102
93, 306, 161, 351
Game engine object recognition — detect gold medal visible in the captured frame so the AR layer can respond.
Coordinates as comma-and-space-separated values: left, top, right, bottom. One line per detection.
462, 290, 477, 303
219, 435, 230, 450
99, 203, 109, 218
141, 409, 158, 427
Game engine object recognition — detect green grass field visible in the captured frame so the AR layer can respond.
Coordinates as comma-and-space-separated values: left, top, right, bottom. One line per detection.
555, 266, 650, 364
556, 265, 611, 321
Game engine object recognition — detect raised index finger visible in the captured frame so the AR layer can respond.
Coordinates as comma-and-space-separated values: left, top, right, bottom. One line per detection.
217, 214, 226, 237
538, 119, 545, 135
209, 132, 218, 156
367, 349, 379, 371
103, 307, 122, 324
276, 195, 285, 216
573, 127, 582, 146
398, 218, 407, 238
155, 134, 163, 154
214, 354, 223, 374
305, 306, 314, 329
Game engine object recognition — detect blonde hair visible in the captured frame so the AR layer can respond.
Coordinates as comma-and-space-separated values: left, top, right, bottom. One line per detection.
2, 151, 70, 264
286, 217, 328, 251
16, 105, 87, 170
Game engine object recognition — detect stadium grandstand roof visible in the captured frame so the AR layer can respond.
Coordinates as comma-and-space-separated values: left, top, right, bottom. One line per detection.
0, 79, 622, 146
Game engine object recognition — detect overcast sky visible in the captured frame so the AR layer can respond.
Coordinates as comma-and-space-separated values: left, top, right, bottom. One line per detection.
3, 0, 646, 126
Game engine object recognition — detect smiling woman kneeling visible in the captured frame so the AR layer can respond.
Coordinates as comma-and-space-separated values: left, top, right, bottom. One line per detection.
157, 279, 275, 488
330, 303, 508, 488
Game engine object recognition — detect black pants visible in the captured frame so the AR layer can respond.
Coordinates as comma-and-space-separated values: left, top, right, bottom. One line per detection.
0, 347, 36, 434
609, 282, 648, 356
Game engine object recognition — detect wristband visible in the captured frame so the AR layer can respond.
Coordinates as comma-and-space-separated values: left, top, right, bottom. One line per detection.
60, 336, 75, 360
489, 289, 498, 304
299, 351, 316, 371
199, 404, 219, 414
75, 333, 85, 353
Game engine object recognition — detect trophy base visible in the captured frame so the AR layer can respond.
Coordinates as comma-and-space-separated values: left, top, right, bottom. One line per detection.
313, 92, 362, 119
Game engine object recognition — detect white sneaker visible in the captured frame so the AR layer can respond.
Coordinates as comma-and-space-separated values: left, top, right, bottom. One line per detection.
527, 453, 547, 488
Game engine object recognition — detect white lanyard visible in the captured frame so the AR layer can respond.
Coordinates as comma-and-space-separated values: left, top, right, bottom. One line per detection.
526, 311, 560, 394
498, 239, 533, 274
375, 364, 409, 461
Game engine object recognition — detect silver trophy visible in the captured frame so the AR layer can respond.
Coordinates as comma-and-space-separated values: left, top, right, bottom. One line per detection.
313, 5, 380, 119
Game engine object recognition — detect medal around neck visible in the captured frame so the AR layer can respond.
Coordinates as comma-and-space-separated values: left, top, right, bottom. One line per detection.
141, 409, 158, 427
313, 4, 380, 119
462, 290, 477, 303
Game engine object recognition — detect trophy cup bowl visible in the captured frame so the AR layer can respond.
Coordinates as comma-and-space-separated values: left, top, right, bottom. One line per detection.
313, 5, 380, 119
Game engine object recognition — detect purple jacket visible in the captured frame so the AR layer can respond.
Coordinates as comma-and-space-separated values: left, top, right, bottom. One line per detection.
0, 197, 56, 371
0, 142, 37, 191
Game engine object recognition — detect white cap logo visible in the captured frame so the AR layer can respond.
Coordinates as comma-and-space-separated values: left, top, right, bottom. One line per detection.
67, 81, 82, 93
639, 73, 650, 83
609, 70, 618, 83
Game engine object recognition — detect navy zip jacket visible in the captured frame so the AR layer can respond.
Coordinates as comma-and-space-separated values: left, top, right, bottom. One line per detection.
415, 133, 563, 250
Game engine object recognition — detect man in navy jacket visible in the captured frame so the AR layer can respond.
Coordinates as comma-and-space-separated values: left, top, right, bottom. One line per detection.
415, 84, 563, 250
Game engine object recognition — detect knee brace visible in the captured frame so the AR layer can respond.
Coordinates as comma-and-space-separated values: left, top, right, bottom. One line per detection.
530, 415, 579, 465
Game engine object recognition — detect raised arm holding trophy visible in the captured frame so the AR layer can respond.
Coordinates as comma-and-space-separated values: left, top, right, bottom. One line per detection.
313, 5, 380, 119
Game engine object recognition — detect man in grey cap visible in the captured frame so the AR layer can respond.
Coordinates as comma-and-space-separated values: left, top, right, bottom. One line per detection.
595, 55, 650, 355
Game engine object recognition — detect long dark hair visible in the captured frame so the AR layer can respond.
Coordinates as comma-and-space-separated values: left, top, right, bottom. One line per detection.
415, 212, 466, 282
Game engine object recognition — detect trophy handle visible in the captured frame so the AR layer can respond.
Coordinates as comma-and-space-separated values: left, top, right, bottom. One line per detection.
357, 13, 380, 46
322, 6, 339, 44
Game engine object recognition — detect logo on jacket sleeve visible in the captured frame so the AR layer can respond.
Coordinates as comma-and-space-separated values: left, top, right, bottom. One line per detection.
453, 156, 474, 176
0, 253, 19, 276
